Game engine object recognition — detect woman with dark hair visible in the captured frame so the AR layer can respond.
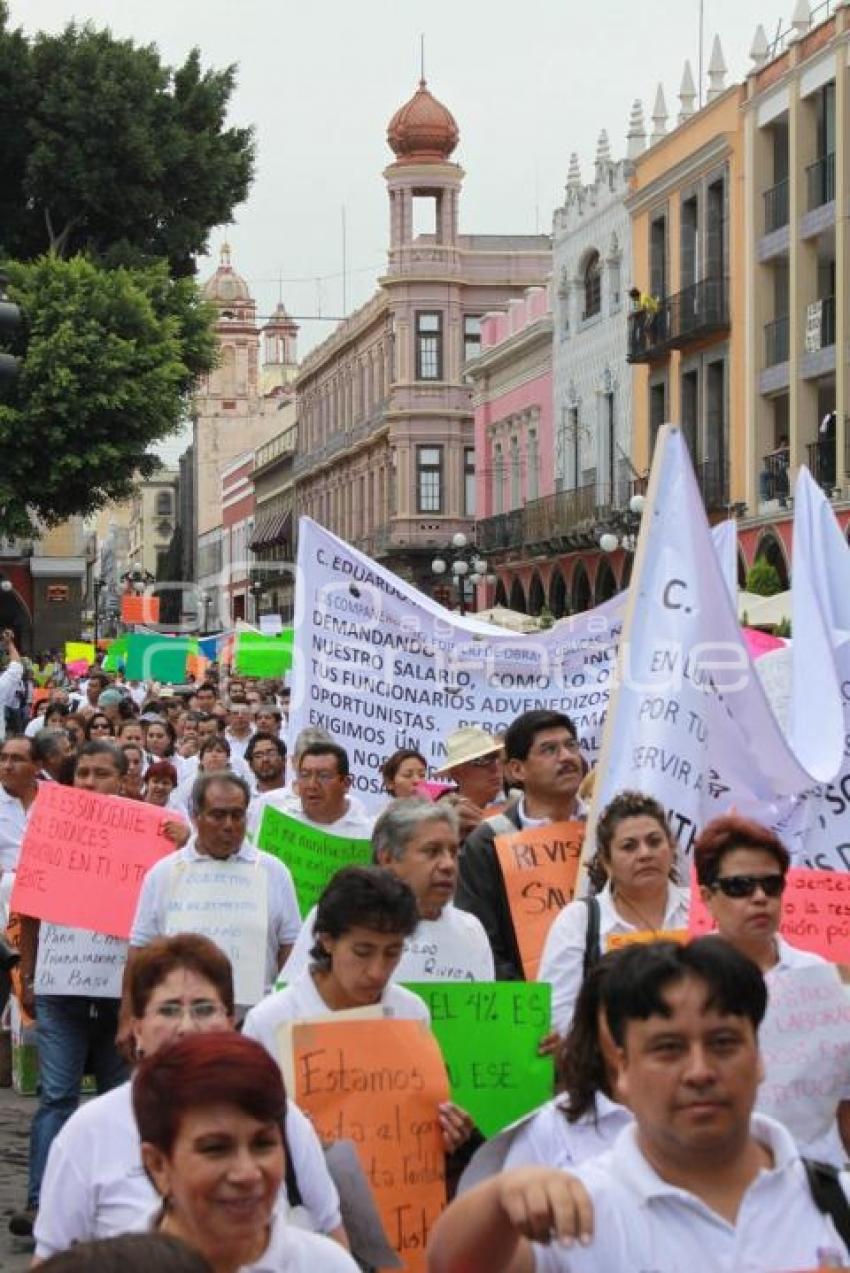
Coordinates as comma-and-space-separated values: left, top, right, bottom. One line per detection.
120, 743, 146, 801
538, 791, 690, 1034
381, 748, 427, 798
33, 936, 345, 1262
38, 1233, 212, 1273
696, 813, 850, 1165
84, 712, 114, 741
144, 760, 180, 808
144, 719, 177, 762
133, 1034, 357, 1272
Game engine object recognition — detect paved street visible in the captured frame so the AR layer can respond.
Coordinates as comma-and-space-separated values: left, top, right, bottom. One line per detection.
0, 1087, 35, 1272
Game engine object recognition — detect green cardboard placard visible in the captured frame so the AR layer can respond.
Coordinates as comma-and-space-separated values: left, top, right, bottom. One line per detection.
125, 634, 196, 683
256, 805, 372, 917
404, 981, 554, 1137
233, 629, 293, 678
101, 635, 129, 673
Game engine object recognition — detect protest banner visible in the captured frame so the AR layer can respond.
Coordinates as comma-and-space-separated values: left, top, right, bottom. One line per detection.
405, 981, 553, 1137
688, 866, 850, 963
494, 822, 584, 979
64, 641, 95, 668
124, 633, 196, 683
33, 925, 127, 998
293, 1018, 449, 1273
233, 628, 294, 677
164, 858, 268, 1005
587, 427, 840, 874
10, 785, 175, 938
121, 594, 160, 624
257, 805, 372, 917
757, 963, 850, 1144
606, 929, 689, 951
102, 635, 129, 673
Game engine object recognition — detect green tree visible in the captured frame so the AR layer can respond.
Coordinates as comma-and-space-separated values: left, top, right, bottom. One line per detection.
0, 5, 255, 276
745, 557, 783, 597
0, 255, 216, 534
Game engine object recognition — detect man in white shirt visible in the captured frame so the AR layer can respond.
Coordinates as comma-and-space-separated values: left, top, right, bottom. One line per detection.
251, 741, 373, 841
456, 710, 586, 980
128, 772, 301, 998
0, 734, 39, 873
282, 798, 494, 984
224, 701, 254, 761
0, 629, 24, 742
428, 937, 850, 1272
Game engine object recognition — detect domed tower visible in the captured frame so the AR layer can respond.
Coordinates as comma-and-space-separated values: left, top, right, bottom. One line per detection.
384, 79, 464, 273
260, 302, 299, 397
200, 243, 259, 400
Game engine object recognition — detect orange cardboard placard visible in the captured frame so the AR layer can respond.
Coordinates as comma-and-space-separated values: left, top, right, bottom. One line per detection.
293, 1017, 449, 1272
606, 928, 690, 951
10, 783, 176, 938
494, 821, 584, 979
120, 594, 160, 624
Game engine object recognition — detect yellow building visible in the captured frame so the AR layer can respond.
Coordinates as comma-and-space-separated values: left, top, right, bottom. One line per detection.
627, 81, 747, 516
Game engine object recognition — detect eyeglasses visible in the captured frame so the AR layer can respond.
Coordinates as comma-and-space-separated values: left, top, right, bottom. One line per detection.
150, 1000, 227, 1022
297, 769, 339, 785
467, 753, 502, 768
710, 873, 786, 899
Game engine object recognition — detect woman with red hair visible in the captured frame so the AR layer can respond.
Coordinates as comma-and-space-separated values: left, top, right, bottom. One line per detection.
133, 1033, 357, 1272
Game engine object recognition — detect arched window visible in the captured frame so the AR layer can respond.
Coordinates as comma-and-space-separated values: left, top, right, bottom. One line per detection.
754, 531, 790, 590
583, 251, 602, 320
549, 569, 567, 618
509, 577, 527, 614
572, 562, 592, 614
595, 559, 618, 604
528, 572, 545, 617
494, 578, 508, 608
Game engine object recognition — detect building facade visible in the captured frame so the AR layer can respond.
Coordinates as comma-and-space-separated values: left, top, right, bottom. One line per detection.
293, 79, 551, 593
221, 452, 255, 624
250, 407, 298, 623
127, 467, 178, 582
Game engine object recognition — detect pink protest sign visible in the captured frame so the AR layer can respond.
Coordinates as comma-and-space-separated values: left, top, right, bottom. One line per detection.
10, 784, 176, 938
689, 866, 850, 963
414, 780, 456, 802
742, 626, 786, 661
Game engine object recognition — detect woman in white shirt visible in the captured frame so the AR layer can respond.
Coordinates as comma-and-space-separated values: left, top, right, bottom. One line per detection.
33, 935, 345, 1263
133, 1032, 357, 1273
538, 791, 690, 1034
695, 813, 850, 1166
244, 865, 473, 1153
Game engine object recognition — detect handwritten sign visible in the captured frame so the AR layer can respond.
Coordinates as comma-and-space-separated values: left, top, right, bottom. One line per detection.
494, 821, 584, 978
164, 858, 268, 1005
10, 785, 174, 938
689, 867, 850, 963
34, 924, 127, 998
405, 982, 553, 1137
757, 963, 850, 1145
64, 641, 95, 668
294, 1018, 448, 1273
606, 929, 690, 951
257, 806, 372, 917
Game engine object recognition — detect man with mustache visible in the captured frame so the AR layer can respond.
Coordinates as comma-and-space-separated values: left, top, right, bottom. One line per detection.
455, 710, 586, 980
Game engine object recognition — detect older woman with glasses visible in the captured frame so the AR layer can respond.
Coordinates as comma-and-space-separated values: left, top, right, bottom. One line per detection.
696, 813, 850, 1166
33, 935, 347, 1263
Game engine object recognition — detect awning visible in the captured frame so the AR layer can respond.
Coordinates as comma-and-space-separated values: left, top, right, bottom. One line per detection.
250, 512, 289, 551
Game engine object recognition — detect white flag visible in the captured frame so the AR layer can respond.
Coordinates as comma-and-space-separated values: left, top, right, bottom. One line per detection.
590, 426, 841, 860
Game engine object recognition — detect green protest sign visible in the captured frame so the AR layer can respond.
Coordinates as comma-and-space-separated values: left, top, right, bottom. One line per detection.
405, 981, 554, 1136
125, 634, 196, 683
101, 635, 129, 673
256, 805, 372, 917
234, 629, 293, 678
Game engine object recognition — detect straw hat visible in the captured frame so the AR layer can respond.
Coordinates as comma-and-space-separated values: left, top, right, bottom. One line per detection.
434, 726, 503, 775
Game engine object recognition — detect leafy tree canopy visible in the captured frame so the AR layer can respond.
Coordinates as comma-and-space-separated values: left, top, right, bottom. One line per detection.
0, 255, 216, 534
0, 3, 255, 276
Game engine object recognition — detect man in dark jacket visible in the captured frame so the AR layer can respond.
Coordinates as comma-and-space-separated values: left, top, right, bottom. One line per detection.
455, 709, 586, 979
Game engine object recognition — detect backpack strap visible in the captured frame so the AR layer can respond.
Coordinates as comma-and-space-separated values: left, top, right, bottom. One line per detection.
582, 897, 601, 979
282, 1116, 303, 1209
802, 1157, 850, 1254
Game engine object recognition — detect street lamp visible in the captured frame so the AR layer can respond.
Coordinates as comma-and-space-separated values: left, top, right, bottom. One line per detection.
92, 577, 105, 647
598, 490, 646, 556
200, 590, 212, 635
431, 533, 489, 617
250, 579, 264, 624
121, 565, 155, 593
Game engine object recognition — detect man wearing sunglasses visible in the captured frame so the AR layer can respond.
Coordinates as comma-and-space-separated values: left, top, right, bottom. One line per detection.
696, 813, 850, 1166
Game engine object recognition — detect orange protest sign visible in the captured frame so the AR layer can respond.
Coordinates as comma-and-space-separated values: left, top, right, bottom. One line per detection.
606, 929, 690, 951
186, 652, 209, 681
120, 593, 160, 624
293, 1018, 449, 1272
10, 784, 176, 938
689, 866, 850, 963
494, 821, 584, 979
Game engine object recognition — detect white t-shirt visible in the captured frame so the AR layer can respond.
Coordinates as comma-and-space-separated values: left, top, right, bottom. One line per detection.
281, 902, 494, 984
248, 789, 374, 841
503, 1093, 632, 1172
0, 783, 34, 872
33, 1080, 343, 1258
533, 1115, 850, 1272
538, 882, 691, 1034
129, 838, 300, 993
243, 966, 430, 1060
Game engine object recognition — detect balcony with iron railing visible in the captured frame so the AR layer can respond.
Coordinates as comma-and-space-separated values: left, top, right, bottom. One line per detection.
763, 179, 789, 234
764, 315, 790, 367
628, 277, 729, 363
807, 152, 835, 211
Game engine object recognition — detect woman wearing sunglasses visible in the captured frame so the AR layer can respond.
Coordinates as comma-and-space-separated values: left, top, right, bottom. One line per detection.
696, 813, 850, 1164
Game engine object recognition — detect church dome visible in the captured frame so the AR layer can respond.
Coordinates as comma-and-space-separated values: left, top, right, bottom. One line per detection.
201, 243, 253, 306
387, 80, 459, 164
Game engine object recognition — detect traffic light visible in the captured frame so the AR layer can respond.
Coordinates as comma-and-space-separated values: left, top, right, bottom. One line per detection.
0, 271, 22, 386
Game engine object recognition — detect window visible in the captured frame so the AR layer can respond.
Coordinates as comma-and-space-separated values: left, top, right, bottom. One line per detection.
650, 215, 667, 299
463, 316, 482, 364
527, 429, 539, 502
493, 443, 504, 514
681, 369, 699, 459
583, 252, 601, 320
649, 380, 666, 458
416, 312, 443, 380
417, 446, 443, 512
510, 436, 521, 509
155, 490, 172, 517
464, 447, 475, 516
609, 259, 621, 313
680, 194, 699, 289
